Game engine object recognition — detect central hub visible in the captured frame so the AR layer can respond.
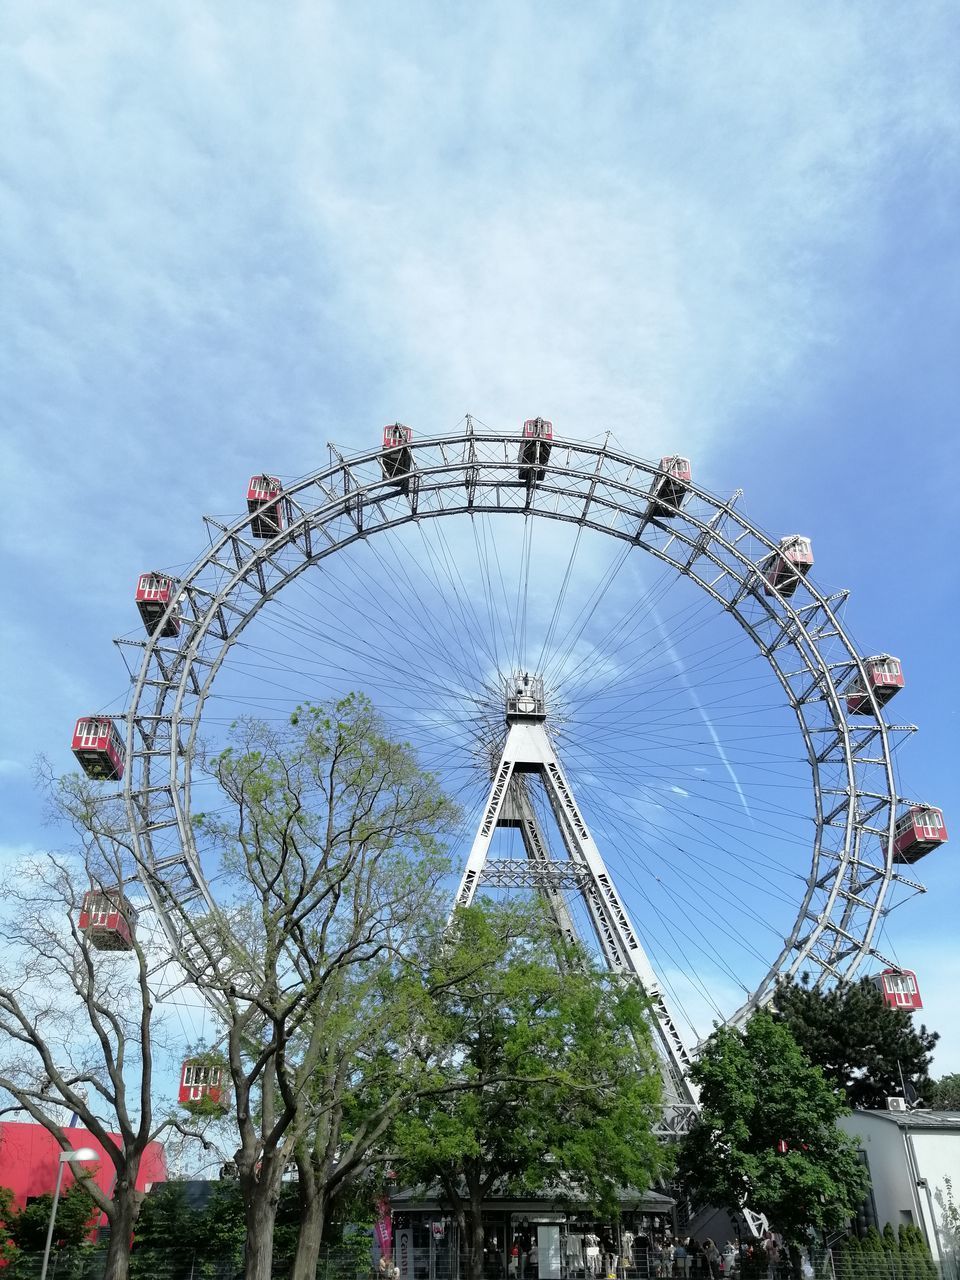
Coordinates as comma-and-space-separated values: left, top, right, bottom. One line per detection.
505, 672, 547, 722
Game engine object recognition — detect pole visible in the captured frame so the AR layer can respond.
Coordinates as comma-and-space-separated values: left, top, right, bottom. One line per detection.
39, 1158, 66, 1280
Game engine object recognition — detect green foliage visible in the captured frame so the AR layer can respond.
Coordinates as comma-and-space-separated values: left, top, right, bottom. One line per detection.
130, 1179, 305, 1278
934, 1178, 960, 1268
0, 1185, 18, 1266
842, 1235, 865, 1280
677, 1011, 868, 1242
390, 899, 666, 1225
928, 1073, 960, 1110
772, 975, 938, 1109
898, 1225, 921, 1280
0, 1180, 98, 1278
882, 1223, 903, 1280
5, 1181, 97, 1253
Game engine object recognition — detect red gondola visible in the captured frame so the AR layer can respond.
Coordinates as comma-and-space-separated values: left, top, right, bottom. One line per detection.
246, 475, 287, 539
846, 655, 904, 715
78, 889, 137, 951
649, 456, 691, 518
71, 717, 125, 781
380, 423, 414, 484
135, 572, 180, 638
761, 535, 814, 598
871, 968, 923, 1011
518, 418, 553, 482
179, 1060, 230, 1111
891, 806, 947, 865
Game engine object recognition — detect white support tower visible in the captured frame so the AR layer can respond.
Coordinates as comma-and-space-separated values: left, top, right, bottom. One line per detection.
453, 673, 699, 1136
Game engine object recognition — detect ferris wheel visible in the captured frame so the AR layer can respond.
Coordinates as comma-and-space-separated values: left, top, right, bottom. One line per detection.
70, 419, 948, 1130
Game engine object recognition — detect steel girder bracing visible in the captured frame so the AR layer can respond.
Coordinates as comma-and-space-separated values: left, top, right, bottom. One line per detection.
453, 710, 700, 1135
497, 774, 581, 946
111, 428, 914, 1037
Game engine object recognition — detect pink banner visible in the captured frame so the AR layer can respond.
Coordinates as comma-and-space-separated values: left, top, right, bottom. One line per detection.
374, 1196, 392, 1257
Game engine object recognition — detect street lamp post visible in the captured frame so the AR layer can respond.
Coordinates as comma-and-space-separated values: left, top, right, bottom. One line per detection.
39, 1147, 98, 1280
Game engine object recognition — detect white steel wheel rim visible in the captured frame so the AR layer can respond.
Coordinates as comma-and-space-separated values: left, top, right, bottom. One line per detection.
117, 430, 915, 1038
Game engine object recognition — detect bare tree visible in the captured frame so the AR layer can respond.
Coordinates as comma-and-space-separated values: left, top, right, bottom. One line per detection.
0, 774, 212, 1280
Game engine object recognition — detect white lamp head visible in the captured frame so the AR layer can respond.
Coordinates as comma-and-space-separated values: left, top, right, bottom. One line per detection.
62, 1147, 98, 1162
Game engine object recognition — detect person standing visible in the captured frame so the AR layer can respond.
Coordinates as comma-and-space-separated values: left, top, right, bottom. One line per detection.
721, 1243, 737, 1278
673, 1239, 688, 1280
660, 1240, 675, 1279
702, 1240, 721, 1280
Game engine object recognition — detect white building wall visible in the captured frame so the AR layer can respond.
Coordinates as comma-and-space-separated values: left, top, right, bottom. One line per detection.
838, 1114, 960, 1264
840, 1114, 923, 1227
909, 1132, 960, 1264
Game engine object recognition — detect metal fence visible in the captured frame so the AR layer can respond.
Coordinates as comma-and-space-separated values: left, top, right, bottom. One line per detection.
1, 1243, 369, 1280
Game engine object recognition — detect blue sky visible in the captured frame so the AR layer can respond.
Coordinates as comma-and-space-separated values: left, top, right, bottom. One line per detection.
2, 3, 958, 1075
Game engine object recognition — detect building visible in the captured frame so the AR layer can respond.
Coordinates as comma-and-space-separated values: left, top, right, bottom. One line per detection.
837, 1109, 960, 1264
0, 1121, 167, 1223
388, 1183, 676, 1280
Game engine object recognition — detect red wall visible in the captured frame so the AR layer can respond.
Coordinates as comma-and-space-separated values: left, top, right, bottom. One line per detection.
0, 1122, 167, 1212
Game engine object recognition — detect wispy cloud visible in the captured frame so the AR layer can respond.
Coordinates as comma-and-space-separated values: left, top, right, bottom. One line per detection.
649, 604, 753, 818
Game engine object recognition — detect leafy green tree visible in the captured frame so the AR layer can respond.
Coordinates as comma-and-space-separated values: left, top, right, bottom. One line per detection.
928, 1073, 960, 1110
182, 697, 460, 1280
131, 1179, 303, 1279
5, 1181, 97, 1254
390, 900, 667, 1280
677, 1012, 868, 1257
772, 975, 938, 1109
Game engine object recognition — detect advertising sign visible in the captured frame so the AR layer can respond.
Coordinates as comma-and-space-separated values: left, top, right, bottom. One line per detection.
398, 1227, 414, 1280
374, 1197, 392, 1258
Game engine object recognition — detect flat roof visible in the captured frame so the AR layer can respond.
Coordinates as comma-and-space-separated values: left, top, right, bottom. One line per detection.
390, 1183, 674, 1211
844, 1109, 960, 1131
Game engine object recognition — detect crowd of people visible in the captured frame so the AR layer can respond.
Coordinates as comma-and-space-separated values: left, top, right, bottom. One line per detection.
643, 1231, 784, 1280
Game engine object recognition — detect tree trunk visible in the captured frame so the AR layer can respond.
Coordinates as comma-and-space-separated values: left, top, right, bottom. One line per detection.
291, 1183, 326, 1280
244, 1181, 281, 1280
465, 1193, 486, 1280
102, 1187, 137, 1280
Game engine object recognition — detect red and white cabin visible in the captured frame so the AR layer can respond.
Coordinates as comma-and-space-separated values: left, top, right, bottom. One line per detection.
762, 535, 814, 598
78, 890, 137, 951
72, 717, 125, 781
246, 475, 287, 540
649, 456, 692, 517
871, 968, 923, 1011
381, 424, 414, 483
892, 806, 947, 865
135, 572, 180, 638
518, 417, 553, 481
179, 1061, 229, 1111
383, 423, 413, 450
846, 655, 904, 715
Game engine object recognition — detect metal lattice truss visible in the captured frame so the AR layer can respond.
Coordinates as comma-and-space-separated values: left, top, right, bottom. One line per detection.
454, 708, 701, 1135
111, 429, 919, 1038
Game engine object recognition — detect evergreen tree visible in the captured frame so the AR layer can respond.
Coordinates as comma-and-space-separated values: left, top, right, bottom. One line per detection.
882, 1223, 902, 1280
833, 1237, 853, 1280
846, 1234, 867, 1280
928, 1073, 960, 1110
772, 976, 938, 1109
897, 1225, 917, 1280
862, 1226, 884, 1279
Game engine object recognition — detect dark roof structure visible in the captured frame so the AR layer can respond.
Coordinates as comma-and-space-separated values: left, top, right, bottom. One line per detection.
389, 1181, 674, 1213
